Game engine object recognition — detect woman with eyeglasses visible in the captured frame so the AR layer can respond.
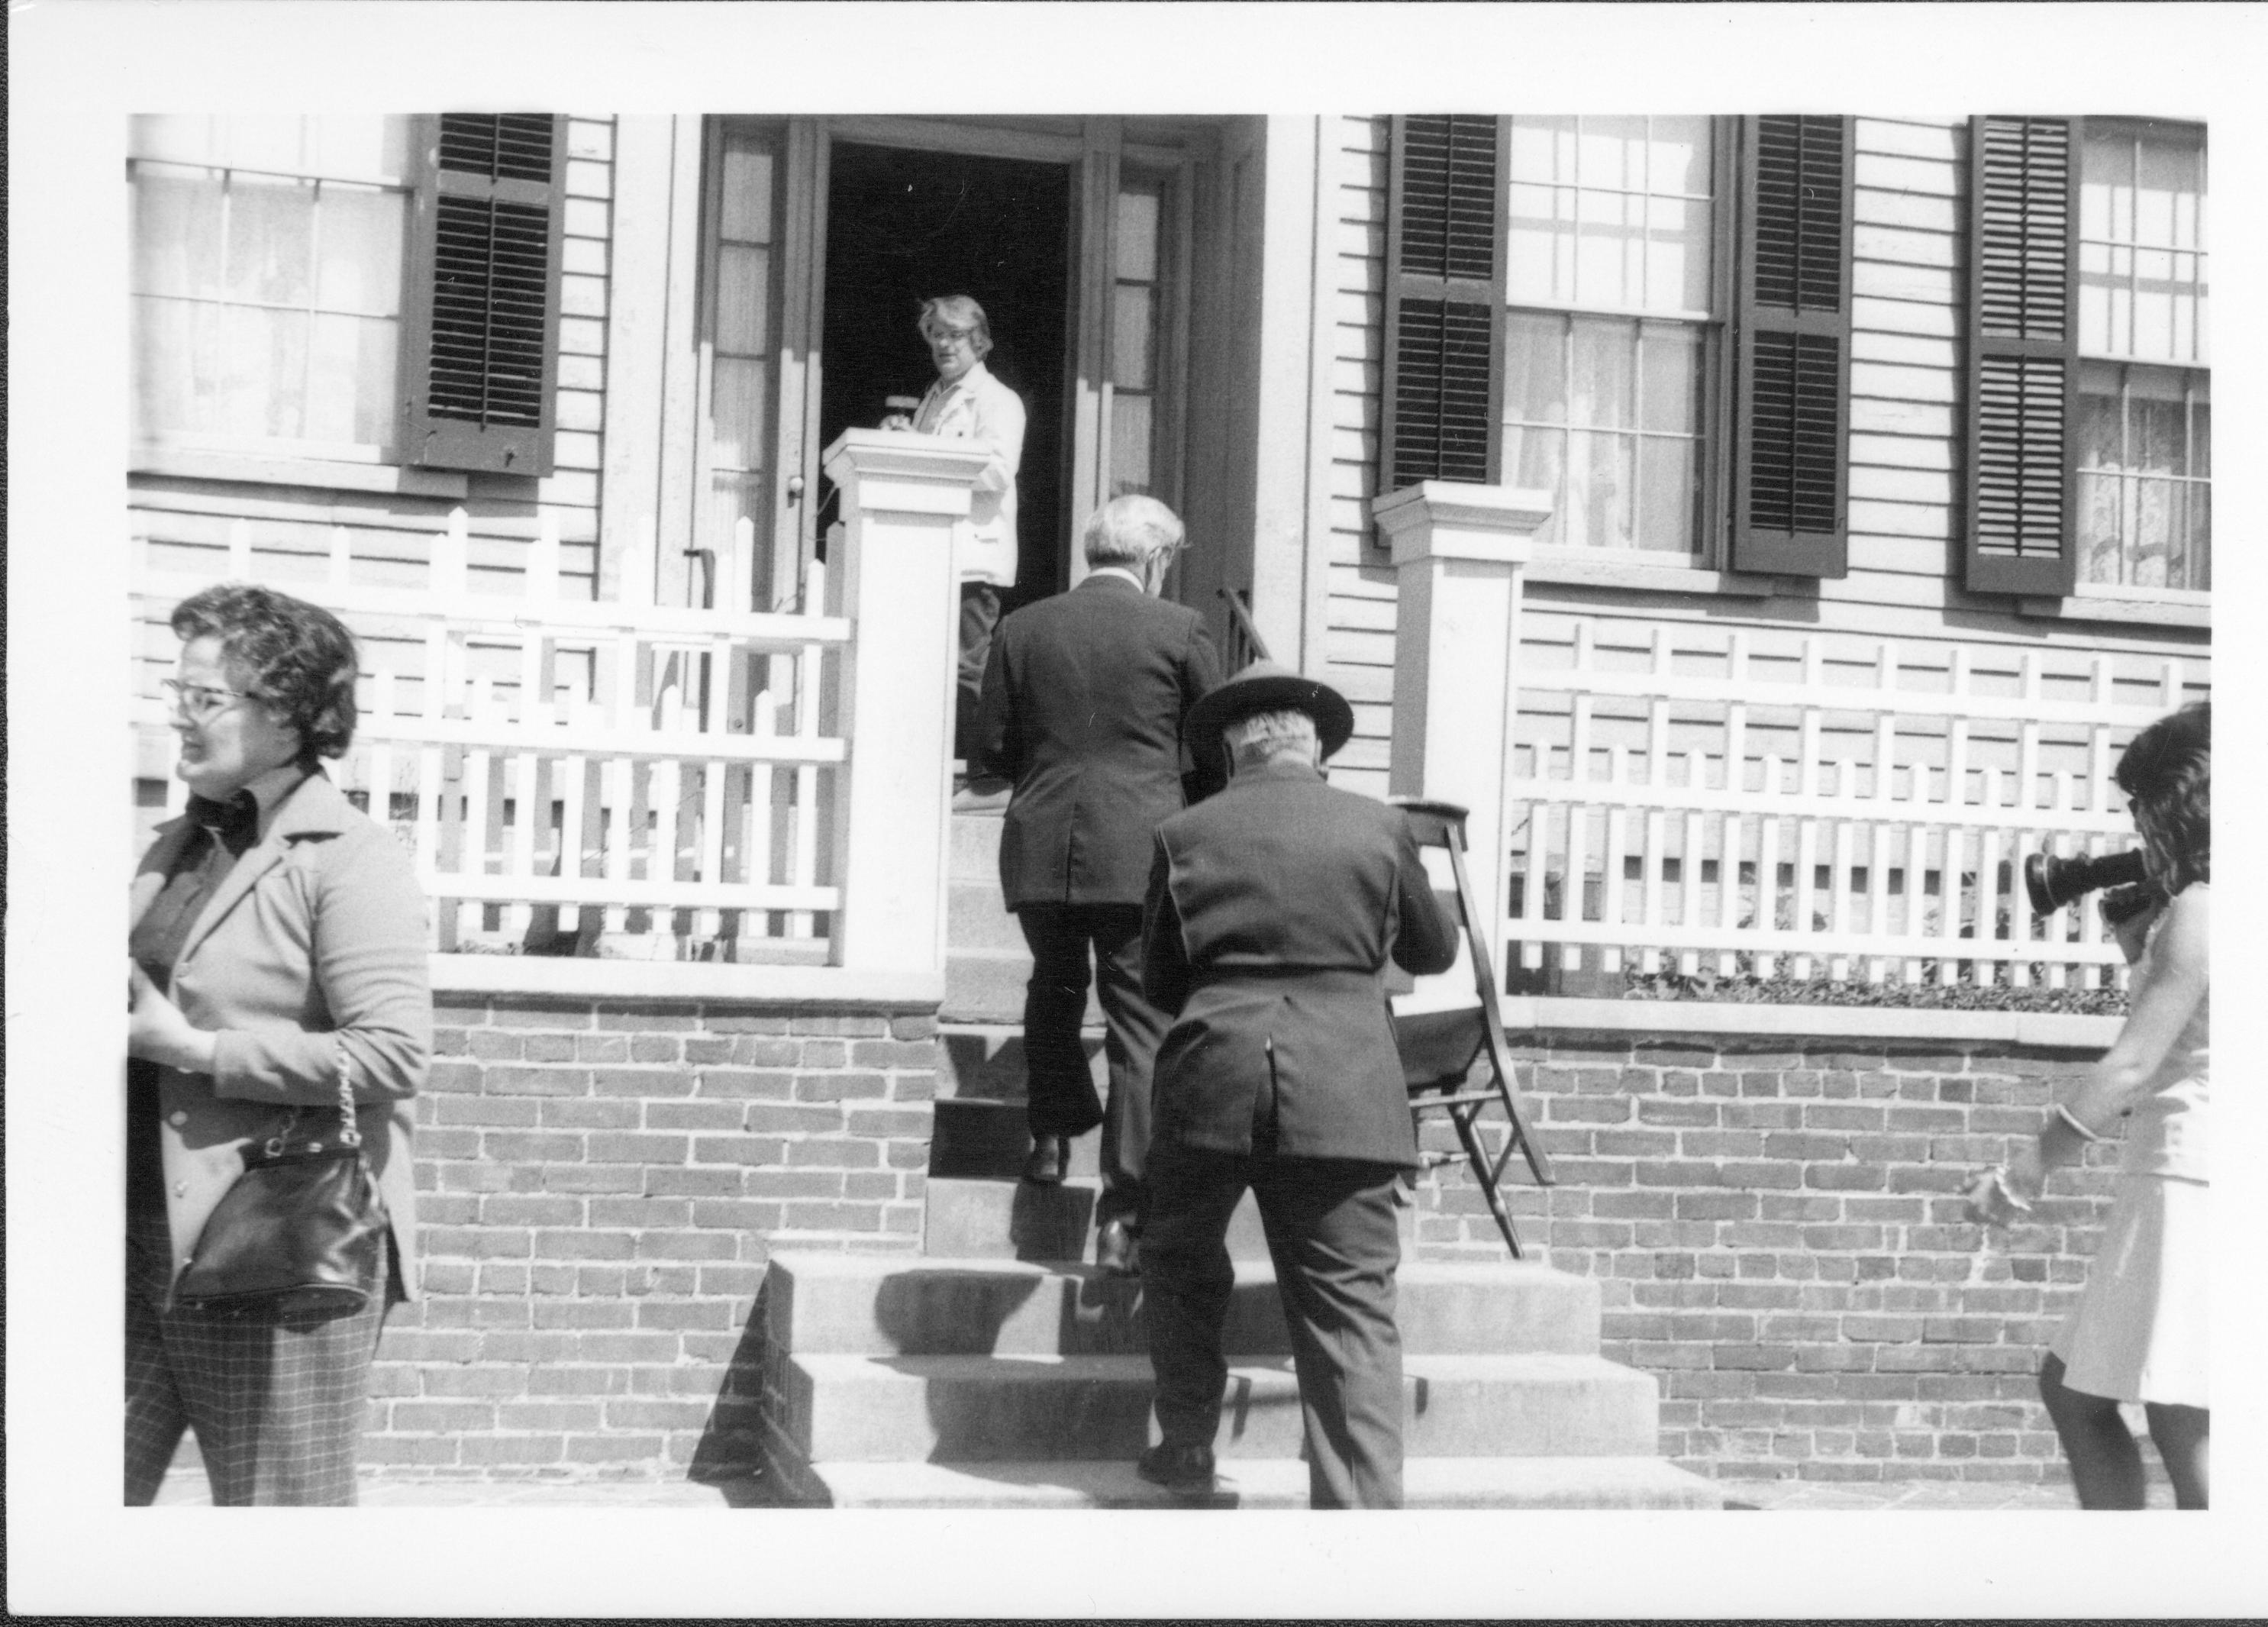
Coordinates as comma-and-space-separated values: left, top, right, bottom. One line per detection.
126, 583, 429, 1504
1966, 701, 2209, 1508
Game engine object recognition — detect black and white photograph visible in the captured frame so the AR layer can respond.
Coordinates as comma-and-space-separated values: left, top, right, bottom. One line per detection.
8, 1, 2264, 1617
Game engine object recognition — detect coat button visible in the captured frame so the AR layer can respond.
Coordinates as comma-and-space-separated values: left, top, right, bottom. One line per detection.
173, 1180, 189, 1197
167, 1111, 188, 1128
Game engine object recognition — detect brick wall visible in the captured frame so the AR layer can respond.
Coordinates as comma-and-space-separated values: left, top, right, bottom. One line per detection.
1409, 1028, 2126, 1485
366, 993, 938, 1481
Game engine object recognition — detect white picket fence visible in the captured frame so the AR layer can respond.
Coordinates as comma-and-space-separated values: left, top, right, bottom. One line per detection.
1500, 620, 2199, 991
133, 512, 848, 964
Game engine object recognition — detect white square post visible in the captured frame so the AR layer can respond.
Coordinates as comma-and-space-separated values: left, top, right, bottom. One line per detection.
822, 430, 999, 980
1376, 482, 1554, 968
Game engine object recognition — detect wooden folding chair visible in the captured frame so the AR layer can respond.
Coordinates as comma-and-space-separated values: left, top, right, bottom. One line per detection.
1388, 797, 1553, 1257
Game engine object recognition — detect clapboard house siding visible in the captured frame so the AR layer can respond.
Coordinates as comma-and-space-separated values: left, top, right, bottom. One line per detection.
1320, 115, 2205, 805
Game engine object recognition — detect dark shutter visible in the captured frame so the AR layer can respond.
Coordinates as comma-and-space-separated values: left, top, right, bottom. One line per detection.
1732, 115, 1854, 576
1379, 115, 1507, 501
400, 114, 567, 476
1963, 116, 2079, 596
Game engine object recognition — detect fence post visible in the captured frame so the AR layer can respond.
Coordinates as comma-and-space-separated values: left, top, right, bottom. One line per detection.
1375, 481, 1553, 970
821, 429, 997, 982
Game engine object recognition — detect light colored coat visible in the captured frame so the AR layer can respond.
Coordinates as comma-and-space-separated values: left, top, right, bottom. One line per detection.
130, 772, 429, 1303
914, 360, 1027, 588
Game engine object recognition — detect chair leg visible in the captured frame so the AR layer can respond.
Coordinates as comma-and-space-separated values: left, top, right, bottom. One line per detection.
1450, 1105, 1522, 1258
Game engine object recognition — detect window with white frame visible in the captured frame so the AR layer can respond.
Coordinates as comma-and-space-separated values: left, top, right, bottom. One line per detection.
130, 117, 413, 462
1502, 116, 1717, 555
2076, 121, 2209, 592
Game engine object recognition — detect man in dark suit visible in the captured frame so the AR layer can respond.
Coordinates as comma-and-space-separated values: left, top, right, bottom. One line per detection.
972, 495, 1221, 1274
1135, 661, 1457, 1509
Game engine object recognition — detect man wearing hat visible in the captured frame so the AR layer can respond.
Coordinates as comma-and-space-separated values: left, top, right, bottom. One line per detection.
1134, 661, 1457, 1509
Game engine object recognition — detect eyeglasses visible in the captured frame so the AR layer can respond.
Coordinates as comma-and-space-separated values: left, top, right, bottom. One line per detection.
161, 679, 252, 721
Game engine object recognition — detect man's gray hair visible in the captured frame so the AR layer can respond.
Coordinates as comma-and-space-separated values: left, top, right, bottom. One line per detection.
1083, 494, 1186, 569
918, 294, 992, 357
1224, 708, 1319, 769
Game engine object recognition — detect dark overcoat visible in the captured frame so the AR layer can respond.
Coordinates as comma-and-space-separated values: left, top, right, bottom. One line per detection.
1140, 760, 1458, 1165
973, 573, 1221, 909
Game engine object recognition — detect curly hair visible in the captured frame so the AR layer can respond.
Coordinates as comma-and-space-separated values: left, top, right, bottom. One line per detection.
171, 583, 360, 761
2114, 700, 2209, 893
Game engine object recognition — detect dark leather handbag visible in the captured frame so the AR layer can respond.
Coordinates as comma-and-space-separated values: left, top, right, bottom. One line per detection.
174, 1047, 388, 1320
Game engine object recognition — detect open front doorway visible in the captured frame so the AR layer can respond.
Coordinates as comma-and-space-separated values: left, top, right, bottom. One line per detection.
818, 143, 1073, 608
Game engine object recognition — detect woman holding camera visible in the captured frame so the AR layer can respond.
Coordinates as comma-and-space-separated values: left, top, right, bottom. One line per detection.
1967, 701, 2209, 1509
126, 584, 429, 1504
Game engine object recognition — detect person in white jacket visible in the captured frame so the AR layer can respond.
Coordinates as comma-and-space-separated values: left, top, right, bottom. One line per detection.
884, 294, 1028, 760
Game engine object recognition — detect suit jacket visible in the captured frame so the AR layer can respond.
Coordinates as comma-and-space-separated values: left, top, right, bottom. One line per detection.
976, 572, 1222, 909
129, 771, 430, 1303
914, 361, 1027, 588
1142, 760, 1457, 1164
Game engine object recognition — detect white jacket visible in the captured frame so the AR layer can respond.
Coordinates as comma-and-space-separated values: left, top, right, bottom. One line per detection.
914, 361, 1028, 588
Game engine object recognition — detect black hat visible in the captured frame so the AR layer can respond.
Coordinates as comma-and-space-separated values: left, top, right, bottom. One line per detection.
1182, 660, 1356, 761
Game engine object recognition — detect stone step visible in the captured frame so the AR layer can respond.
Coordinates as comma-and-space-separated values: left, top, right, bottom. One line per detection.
951, 810, 1004, 881
768, 1252, 1601, 1358
947, 879, 1026, 953
945, 948, 1057, 1026
921, 1176, 1283, 1264
778, 1454, 1725, 1509
931, 1096, 1105, 1175
936, 1028, 1105, 1103
775, 1351, 1659, 1464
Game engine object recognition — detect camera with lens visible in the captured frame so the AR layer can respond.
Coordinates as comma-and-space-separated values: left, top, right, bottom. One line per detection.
2023, 849, 2158, 928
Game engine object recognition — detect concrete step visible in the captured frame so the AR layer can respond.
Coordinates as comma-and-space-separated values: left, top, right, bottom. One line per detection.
945, 948, 1066, 1026
779, 1454, 1726, 1509
921, 1176, 1282, 1263
951, 810, 1004, 881
767, 1253, 1601, 1358
936, 1028, 1105, 1104
947, 880, 1026, 953
775, 1351, 1660, 1464
931, 1096, 1105, 1177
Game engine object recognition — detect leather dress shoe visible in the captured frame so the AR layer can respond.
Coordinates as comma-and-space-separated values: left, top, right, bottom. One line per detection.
1021, 1135, 1067, 1185
1136, 1442, 1217, 1495
1096, 1218, 1139, 1277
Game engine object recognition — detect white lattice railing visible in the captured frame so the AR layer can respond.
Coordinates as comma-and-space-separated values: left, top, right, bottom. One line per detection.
1502, 621, 2199, 991
134, 512, 850, 964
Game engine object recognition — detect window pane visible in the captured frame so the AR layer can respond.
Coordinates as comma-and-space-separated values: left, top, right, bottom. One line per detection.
1637, 321, 1700, 434
133, 296, 201, 438
2192, 396, 2210, 476
134, 167, 224, 299
1510, 115, 1575, 184
131, 115, 218, 164
223, 117, 312, 175
221, 305, 308, 440
2079, 131, 2129, 240
2130, 383, 2186, 474
2135, 135, 2196, 247
1646, 195, 1709, 313
1566, 431, 1634, 549
305, 313, 398, 450
2184, 484, 2210, 589
1647, 117, 1711, 195
1579, 117, 1644, 192
1504, 425, 1564, 544
1570, 317, 1634, 430
2077, 471, 2123, 583
1506, 182, 1567, 304
2131, 476, 2175, 585
719, 140, 776, 243
1117, 188, 1160, 281
315, 183, 403, 315
1113, 285, 1154, 390
1573, 188, 1633, 307
310, 118, 411, 185
1638, 435, 1695, 553
1109, 393, 1153, 497
224, 174, 315, 305
2076, 371, 2121, 468
716, 242, 771, 355
1502, 311, 1567, 425
711, 355, 769, 471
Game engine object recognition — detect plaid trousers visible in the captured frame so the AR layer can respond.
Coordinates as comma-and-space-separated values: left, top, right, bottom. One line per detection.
124, 1203, 391, 1506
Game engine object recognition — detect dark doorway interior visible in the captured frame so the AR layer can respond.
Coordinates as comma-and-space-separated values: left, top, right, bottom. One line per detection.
819, 143, 1073, 604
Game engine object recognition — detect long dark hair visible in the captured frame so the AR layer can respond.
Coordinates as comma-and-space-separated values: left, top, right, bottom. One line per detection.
171, 583, 360, 762
2114, 700, 2209, 894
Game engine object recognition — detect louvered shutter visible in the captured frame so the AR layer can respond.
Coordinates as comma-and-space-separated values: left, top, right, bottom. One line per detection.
1379, 115, 1507, 502
1732, 115, 1854, 576
1963, 117, 2079, 596
399, 114, 567, 475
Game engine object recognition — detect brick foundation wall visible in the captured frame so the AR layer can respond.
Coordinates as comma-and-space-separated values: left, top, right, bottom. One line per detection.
1410, 1029, 2128, 1485
366, 993, 938, 1480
